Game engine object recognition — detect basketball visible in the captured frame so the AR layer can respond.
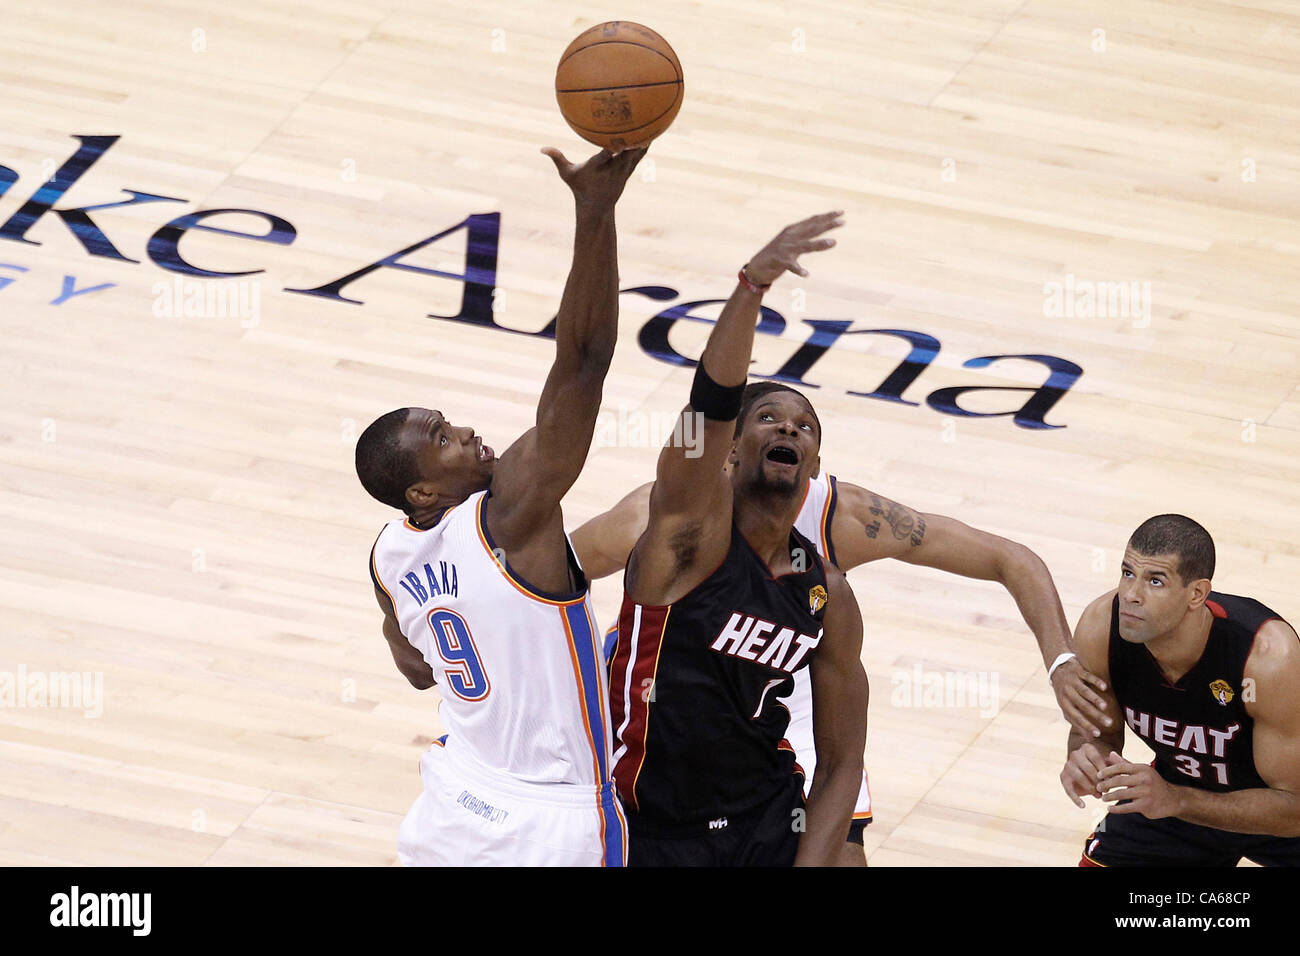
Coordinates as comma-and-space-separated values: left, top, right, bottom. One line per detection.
555, 21, 684, 152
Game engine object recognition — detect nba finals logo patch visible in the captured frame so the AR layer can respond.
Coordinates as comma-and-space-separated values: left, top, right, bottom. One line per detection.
1209, 679, 1234, 706
808, 585, 827, 615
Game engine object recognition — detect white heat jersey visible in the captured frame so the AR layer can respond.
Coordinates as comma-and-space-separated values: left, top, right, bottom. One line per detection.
371, 489, 625, 865
784, 471, 872, 823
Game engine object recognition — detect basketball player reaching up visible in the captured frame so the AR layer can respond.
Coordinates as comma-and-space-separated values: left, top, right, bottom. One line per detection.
1061, 514, 1300, 865
610, 211, 867, 866
576, 383, 1109, 865
354, 145, 645, 866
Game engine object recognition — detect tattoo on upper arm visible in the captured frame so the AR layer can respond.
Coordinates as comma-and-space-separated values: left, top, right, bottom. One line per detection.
864, 494, 927, 547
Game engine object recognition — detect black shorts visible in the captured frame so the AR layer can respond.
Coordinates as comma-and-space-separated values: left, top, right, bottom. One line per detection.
1081, 810, 1300, 867
625, 775, 805, 867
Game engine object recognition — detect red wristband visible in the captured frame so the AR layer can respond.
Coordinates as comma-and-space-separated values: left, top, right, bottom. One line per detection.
738, 266, 770, 295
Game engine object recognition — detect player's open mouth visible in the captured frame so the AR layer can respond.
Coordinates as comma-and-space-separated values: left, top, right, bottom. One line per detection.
477, 438, 495, 462
765, 444, 799, 466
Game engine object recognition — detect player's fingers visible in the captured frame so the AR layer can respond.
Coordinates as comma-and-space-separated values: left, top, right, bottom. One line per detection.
1060, 772, 1087, 808
541, 147, 571, 172
1062, 696, 1101, 739
1077, 667, 1108, 694
1083, 746, 1110, 776
788, 211, 845, 237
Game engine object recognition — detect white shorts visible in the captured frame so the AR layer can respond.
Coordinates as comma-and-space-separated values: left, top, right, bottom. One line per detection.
781, 668, 873, 823
397, 740, 627, 867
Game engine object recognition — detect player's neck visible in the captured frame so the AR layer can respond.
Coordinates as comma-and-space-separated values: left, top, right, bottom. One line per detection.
1144, 605, 1213, 683
733, 494, 803, 569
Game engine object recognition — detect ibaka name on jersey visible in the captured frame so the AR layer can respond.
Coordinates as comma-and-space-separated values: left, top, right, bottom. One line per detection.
1126, 707, 1242, 785
710, 612, 821, 674
397, 561, 460, 606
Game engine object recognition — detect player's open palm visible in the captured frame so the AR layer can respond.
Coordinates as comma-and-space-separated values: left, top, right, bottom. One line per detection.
746, 211, 845, 285
542, 146, 647, 208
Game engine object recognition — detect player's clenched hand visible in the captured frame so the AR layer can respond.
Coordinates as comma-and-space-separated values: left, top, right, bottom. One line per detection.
745, 211, 845, 286
1060, 742, 1108, 808
1050, 657, 1113, 739
541, 146, 647, 209
1098, 752, 1182, 819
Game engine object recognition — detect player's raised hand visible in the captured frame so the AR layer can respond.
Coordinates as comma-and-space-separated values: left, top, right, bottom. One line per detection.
541, 146, 647, 209
1060, 742, 1109, 808
1050, 658, 1113, 739
745, 211, 845, 286
1098, 752, 1182, 819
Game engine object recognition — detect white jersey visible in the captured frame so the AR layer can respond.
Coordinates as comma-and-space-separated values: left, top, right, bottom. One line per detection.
785, 471, 873, 823
371, 489, 625, 865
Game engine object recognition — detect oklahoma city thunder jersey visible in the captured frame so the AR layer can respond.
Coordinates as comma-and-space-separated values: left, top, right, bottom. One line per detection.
609, 522, 829, 824
370, 490, 615, 791
1109, 591, 1286, 793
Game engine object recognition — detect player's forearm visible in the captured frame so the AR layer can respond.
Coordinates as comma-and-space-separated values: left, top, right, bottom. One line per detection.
697, 280, 763, 387
795, 760, 861, 866
997, 543, 1074, 668
1174, 785, 1300, 837
553, 206, 619, 372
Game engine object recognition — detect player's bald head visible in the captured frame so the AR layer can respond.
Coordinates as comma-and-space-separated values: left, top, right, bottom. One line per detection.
734, 382, 821, 440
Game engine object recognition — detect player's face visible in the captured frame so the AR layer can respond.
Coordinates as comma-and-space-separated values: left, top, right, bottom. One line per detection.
730, 393, 821, 498
402, 408, 496, 501
1116, 548, 1195, 643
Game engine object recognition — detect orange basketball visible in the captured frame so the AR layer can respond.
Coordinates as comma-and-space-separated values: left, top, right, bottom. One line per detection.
555, 21, 683, 152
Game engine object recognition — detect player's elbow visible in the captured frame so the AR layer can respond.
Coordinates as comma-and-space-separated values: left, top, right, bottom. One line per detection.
404, 670, 437, 691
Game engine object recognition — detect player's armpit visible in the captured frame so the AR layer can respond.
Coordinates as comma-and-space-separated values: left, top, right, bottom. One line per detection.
570, 482, 652, 580
796, 570, 867, 866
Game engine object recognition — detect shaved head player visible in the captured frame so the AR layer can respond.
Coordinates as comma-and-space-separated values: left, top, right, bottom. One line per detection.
1062, 515, 1300, 865
355, 145, 644, 866
608, 211, 868, 866
575, 382, 1110, 864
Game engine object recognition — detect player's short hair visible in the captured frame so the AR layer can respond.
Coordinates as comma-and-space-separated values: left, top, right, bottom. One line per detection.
734, 381, 821, 440
1128, 514, 1216, 585
355, 408, 420, 513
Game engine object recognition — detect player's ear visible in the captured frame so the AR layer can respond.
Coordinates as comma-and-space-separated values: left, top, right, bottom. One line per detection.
1187, 578, 1212, 608
405, 481, 441, 511
810, 453, 821, 479
727, 441, 740, 467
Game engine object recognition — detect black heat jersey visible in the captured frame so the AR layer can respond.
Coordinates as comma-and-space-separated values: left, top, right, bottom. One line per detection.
1108, 592, 1286, 793
609, 523, 829, 826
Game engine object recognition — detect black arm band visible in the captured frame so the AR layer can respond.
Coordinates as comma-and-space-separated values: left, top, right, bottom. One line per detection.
690, 363, 746, 421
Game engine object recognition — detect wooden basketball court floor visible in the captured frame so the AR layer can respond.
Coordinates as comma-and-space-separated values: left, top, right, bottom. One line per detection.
0, 0, 1297, 866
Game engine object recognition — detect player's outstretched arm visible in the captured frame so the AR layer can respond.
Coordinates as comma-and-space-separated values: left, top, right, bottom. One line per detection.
1061, 592, 1124, 807
570, 482, 652, 580
487, 147, 645, 549
829, 481, 1111, 737
1100, 620, 1300, 836
627, 212, 844, 606
796, 567, 868, 866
